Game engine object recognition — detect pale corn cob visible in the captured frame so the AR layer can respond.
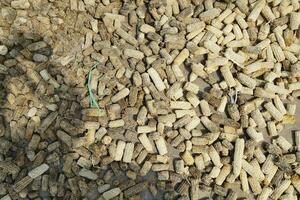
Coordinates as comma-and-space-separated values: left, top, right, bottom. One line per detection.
270, 180, 291, 200
28, 164, 49, 179
242, 159, 265, 181
248, 0, 266, 22
240, 169, 250, 193
148, 68, 166, 91
233, 138, 244, 178
220, 65, 236, 88
215, 164, 231, 185
155, 136, 168, 155
138, 133, 154, 153
264, 102, 284, 121
257, 187, 273, 200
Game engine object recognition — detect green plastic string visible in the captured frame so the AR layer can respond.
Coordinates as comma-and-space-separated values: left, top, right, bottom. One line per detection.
87, 62, 103, 116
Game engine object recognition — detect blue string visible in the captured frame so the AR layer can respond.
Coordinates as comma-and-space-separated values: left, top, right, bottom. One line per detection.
87, 62, 103, 116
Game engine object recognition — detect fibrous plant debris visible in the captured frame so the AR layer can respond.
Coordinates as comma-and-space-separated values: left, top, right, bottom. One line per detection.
0, 0, 300, 199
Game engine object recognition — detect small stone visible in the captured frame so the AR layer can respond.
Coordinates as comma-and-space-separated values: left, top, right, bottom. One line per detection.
0, 45, 8, 55
33, 54, 48, 62
27, 41, 48, 51
11, 0, 30, 9
27, 107, 37, 117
